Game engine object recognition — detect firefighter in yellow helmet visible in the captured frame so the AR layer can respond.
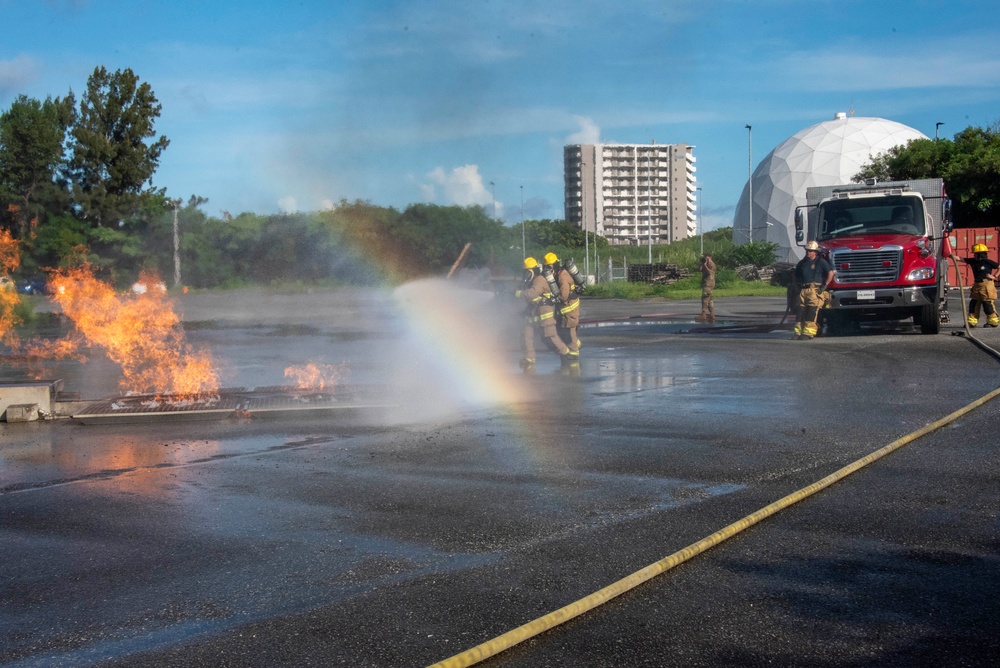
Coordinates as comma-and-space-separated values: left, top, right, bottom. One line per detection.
517, 257, 570, 368
962, 243, 1000, 327
543, 251, 582, 358
792, 241, 834, 340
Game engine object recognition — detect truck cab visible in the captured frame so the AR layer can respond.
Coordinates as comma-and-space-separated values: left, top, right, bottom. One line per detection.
795, 179, 952, 335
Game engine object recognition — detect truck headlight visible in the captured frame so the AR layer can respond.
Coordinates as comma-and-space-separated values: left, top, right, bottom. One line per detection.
907, 266, 935, 281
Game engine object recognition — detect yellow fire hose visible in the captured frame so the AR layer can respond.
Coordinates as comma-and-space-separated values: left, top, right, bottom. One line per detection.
429, 254, 1000, 668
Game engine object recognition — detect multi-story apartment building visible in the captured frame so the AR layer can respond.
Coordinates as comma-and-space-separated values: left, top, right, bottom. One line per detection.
564, 143, 697, 246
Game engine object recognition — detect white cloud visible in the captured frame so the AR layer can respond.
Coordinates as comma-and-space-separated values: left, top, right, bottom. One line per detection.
0, 55, 39, 99
422, 164, 491, 207
565, 115, 600, 144
278, 196, 298, 213
775, 35, 1000, 92
320, 198, 336, 211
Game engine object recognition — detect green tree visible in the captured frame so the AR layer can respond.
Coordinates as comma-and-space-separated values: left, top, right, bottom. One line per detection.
66, 66, 169, 229
0, 93, 76, 242
31, 212, 89, 270
854, 124, 1000, 228
518, 218, 595, 248
398, 203, 507, 272
318, 199, 409, 282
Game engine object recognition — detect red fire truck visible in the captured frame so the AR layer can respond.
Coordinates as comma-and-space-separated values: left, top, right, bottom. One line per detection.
794, 178, 953, 335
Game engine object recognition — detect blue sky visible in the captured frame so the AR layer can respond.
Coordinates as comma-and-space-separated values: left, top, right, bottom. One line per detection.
2, 0, 999, 231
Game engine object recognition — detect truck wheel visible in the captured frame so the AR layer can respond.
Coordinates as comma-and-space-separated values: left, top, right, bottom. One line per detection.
917, 303, 940, 334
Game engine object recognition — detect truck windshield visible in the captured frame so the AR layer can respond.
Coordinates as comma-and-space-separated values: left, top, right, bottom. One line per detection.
816, 196, 925, 241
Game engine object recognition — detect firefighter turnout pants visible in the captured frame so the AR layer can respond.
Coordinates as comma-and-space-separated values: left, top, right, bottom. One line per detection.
558, 297, 581, 352
794, 284, 824, 339
968, 280, 999, 326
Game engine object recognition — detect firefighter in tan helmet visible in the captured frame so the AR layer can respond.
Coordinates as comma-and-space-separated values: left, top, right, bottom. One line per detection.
543, 251, 582, 359
517, 256, 571, 369
792, 241, 835, 340
962, 243, 1000, 327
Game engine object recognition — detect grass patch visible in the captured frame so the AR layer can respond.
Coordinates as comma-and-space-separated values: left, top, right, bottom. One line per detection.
584, 274, 786, 300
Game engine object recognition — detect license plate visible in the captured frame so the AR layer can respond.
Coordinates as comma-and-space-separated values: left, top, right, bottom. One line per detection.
856, 290, 876, 300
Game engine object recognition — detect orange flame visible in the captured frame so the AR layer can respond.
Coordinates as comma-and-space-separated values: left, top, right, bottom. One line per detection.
0, 229, 23, 345
48, 263, 218, 397
283, 362, 347, 390
23, 335, 88, 363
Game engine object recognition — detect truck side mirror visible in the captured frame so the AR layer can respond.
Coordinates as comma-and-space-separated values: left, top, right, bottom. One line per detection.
794, 208, 804, 233
943, 199, 954, 233
795, 230, 804, 243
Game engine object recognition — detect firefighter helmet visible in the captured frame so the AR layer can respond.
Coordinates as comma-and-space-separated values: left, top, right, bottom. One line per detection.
973, 243, 989, 254
805, 241, 820, 251
543, 252, 559, 265
523, 257, 538, 270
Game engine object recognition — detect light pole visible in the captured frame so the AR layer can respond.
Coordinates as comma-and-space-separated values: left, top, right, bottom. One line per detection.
581, 150, 590, 281
489, 180, 496, 218
935, 122, 944, 140
520, 185, 525, 257
647, 171, 652, 264
745, 124, 753, 244
697, 186, 703, 257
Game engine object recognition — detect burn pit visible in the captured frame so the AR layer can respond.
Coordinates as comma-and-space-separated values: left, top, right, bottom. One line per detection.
72, 384, 388, 425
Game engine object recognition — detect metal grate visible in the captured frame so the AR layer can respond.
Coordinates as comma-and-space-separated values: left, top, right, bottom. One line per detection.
72, 385, 390, 425
831, 248, 901, 284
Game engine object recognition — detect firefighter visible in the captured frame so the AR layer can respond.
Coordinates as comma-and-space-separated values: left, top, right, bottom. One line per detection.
517, 257, 571, 368
698, 253, 716, 323
962, 243, 1000, 327
792, 241, 835, 340
543, 251, 582, 358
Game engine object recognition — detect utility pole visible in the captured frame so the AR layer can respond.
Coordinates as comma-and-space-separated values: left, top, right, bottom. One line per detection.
647, 170, 652, 264
520, 185, 525, 257
697, 187, 703, 257
170, 198, 182, 287
489, 180, 496, 218
745, 124, 753, 244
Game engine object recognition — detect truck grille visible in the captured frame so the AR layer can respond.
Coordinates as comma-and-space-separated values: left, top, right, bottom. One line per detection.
831, 248, 901, 284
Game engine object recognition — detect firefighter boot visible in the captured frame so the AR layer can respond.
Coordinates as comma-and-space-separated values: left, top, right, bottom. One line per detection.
968, 315, 979, 327
989, 316, 999, 327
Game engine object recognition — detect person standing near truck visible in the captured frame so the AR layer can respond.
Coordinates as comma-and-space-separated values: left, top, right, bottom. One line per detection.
698, 253, 716, 323
962, 243, 1000, 327
792, 241, 835, 340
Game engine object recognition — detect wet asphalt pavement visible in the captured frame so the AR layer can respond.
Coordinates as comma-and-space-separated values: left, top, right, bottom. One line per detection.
1, 286, 998, 667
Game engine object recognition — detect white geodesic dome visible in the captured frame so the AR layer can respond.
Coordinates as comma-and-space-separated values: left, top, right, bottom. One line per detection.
733, 114, 928, 262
